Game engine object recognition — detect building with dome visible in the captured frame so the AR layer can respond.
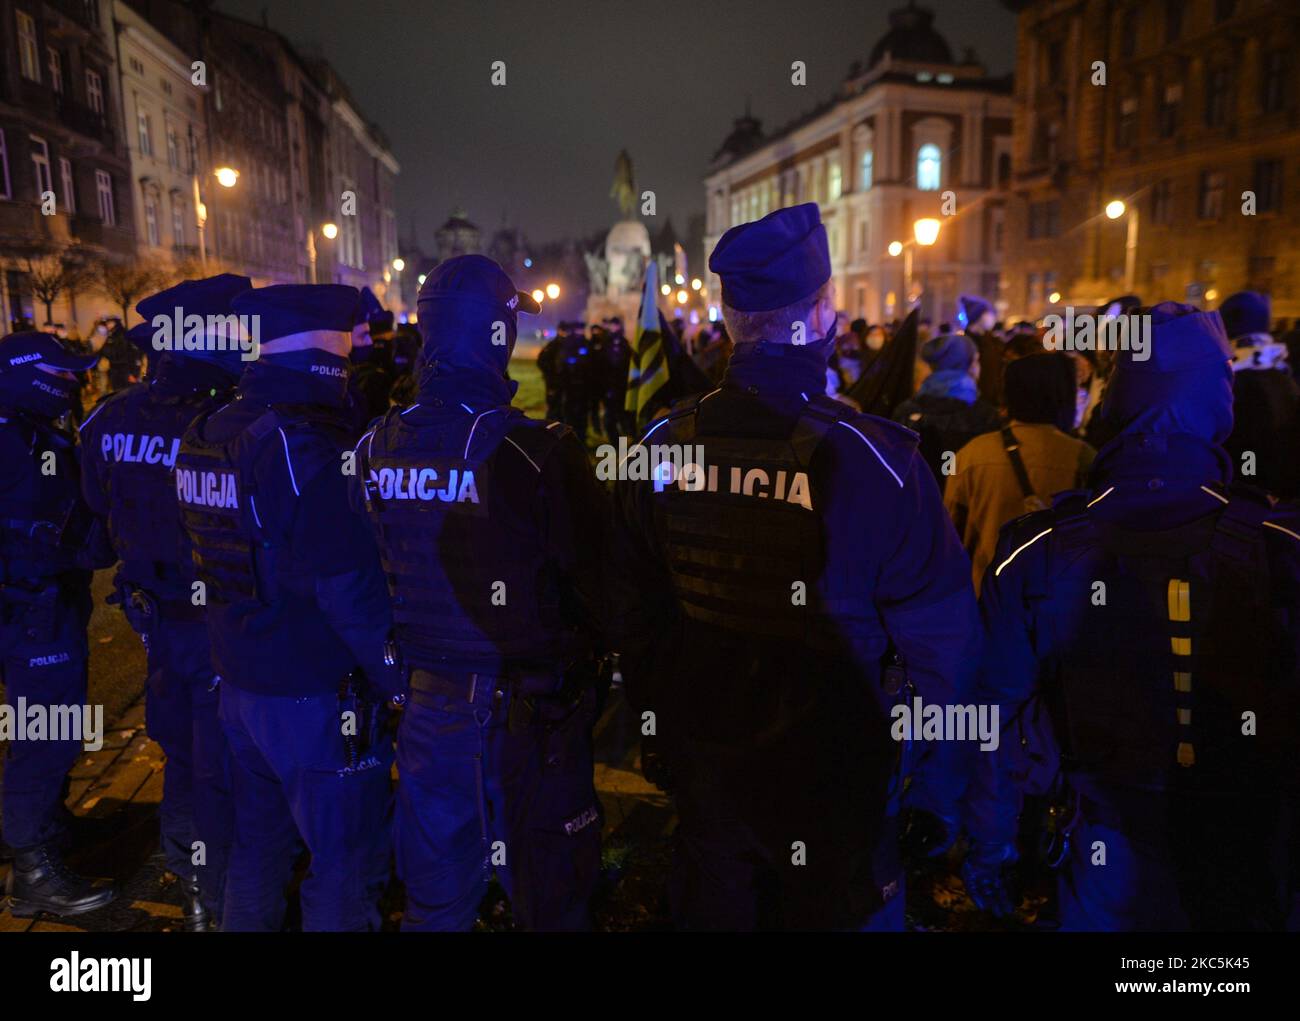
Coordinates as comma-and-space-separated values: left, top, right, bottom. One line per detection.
435, 209, 482, 262
703, 2, 1014, 325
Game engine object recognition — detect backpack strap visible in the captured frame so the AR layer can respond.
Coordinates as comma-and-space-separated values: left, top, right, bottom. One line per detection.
1000, 426, 1039, 504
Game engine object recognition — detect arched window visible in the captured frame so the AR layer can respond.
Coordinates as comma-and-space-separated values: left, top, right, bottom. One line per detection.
917, 143, 941, 190
861, 149, 873, 190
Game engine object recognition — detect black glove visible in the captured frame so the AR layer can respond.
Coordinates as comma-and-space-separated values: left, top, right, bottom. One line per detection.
900, 807, 958, 861
962, 841, 1018, 918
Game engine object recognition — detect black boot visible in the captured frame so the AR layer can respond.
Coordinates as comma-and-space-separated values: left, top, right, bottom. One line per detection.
181, 878, 211, 932
5, 845, 116, 918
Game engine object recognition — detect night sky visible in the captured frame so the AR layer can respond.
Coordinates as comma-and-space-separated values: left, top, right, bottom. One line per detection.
217, 0, 1017, 249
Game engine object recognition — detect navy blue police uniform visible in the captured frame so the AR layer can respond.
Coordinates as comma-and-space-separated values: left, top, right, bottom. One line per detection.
609, 204, 979, 930
353, 255, 607, 931
1, 332, 117, 917
174, 285, 398, 931
78, 274, 251, 928
966, 304, 1300, 930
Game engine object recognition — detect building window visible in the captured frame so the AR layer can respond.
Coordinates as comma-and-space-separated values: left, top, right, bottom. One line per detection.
144, 193, 159, 247
828, 160, 842, 202
1150, 178, 1173, 224
1028, 200, 1061, 239
96, 169, 115, 225
59, 157, 75, 214
29, 136, 53, 198
1158, 83, 1182, 138
86, 70, 104, 114
1117, 96, 1138, 147
0, 130, 12, 200
48, 48, 63, 94
1120, 8, 1136, 58
917, 143, 941, 191
1254, 159, 1282, 213
171, 195, 185, 245
860, 149, 873, 190
1204, 68, 1230, 127
137, 110, 153, 156
17, 11, 41, 82
1261, 51, 1287, 114
1164, 0, 1183, 42
1198, 170, 1224, 220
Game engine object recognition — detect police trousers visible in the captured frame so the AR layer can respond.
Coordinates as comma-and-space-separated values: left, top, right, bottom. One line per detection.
130, 611, 232, 917
0, 582, 90, 852
396, 671, 601, 931
218, 683, 392, 932
667, 741, 905, 931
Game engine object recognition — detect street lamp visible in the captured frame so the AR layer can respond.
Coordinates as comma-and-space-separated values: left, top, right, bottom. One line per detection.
913, 218, 941, 317
392, 258, 405, 272
887, 240, 903, 257
321, 222, 339, 240
660, 283, 671, 297
1105, 198, 1139, 294
690, 277, 702, 291
545, 283, 560, 300
676, 290, 688, 305
214, 166, 240, 188
531, 288, 545, 304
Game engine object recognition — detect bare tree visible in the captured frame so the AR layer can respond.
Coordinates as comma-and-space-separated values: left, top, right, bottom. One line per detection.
95, 258, 169, 325
24, 246, 96, 327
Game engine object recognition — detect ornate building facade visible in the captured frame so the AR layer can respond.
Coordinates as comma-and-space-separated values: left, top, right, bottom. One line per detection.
703, 3, 1013, 325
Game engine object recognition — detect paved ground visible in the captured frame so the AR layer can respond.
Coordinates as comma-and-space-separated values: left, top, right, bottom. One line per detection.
0, 675, 675, 932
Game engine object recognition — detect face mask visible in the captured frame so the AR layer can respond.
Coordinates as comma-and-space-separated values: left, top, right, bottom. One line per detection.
261, 348, 351, 400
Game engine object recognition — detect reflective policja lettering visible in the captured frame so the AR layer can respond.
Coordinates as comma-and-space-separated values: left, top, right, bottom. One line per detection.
659, 461, 813, 510
102, 432, 182, 467
370, 465, 480, 504
174, 467, 239, 509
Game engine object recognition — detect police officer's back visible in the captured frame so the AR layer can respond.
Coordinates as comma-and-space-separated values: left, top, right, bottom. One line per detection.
354, 255, 607, 931
0, 332, 116, 917
79, 274, 251, 929
610, 204, 979, 930
966, 303, 1300, 930
174, 284, 398, 932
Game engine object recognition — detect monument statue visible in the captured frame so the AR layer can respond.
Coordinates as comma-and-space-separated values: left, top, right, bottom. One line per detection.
610, 150, 637, 220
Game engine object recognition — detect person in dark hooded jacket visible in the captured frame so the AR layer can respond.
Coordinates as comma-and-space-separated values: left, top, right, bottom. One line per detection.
963, 302, 1300, 931
1220, 291, 1300, 499
351, 255, 607, 931
893, 332, 1001, 491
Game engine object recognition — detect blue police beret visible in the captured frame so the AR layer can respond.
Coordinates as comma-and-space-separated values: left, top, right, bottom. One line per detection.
708, 203, 830, 312
1218, 290, 1271, 340
126, 322, 154, 353
137, 273, 252, 324
0, 331, 98, 374
358, 286, 384, 323
959, 294, 993, 326
232, 284, 361, 341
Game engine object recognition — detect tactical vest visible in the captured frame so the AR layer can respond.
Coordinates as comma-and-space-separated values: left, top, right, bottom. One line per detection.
1028, 485, 1296, 798
650, 393, 877, 652
176, 403, 350, 607
0, 412, 85, 582
361, 404, 568, 668
84, 387, 217, 599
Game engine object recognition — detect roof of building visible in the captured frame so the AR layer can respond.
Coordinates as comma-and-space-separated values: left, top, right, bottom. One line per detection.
868, 1, 954, 68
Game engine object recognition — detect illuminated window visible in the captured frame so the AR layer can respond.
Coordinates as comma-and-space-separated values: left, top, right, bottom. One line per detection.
17, 11, 40, 82
917, 143, 941, 191
860, 149, 873, 190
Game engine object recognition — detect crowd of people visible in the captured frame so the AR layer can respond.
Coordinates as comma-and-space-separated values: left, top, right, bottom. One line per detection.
2, 200, 1299, 933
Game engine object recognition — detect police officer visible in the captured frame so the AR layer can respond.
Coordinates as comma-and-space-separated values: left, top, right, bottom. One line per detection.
601, 317, 632, 442
353, 255, 607, 931
557, 321, 595, 436
609, 204, 979, 930
965, 303, 1300, 930
175, 285, 398, 931
1, 331, 116, 917
348, 287, 398, 423
537, 324, 563, 423
79, 274, 251, 930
